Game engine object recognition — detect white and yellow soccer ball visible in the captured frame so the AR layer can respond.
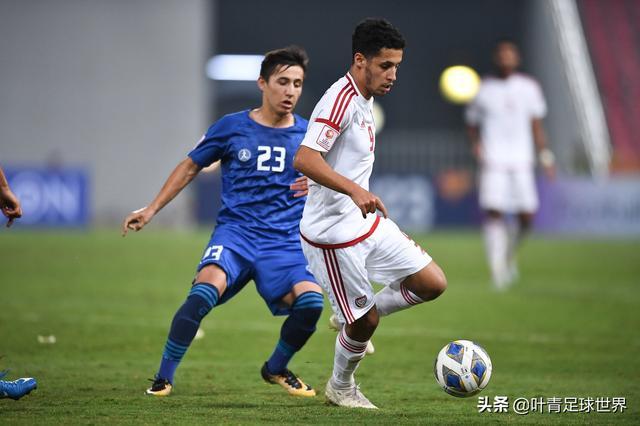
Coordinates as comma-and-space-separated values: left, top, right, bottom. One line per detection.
434, 340, 492, 397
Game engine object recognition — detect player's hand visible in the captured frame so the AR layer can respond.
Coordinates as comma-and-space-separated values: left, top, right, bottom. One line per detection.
122, 207, 155, 236
0, 187, 22, 228
471, 141, 482, 162
543, 163, 556, 181
290, 175, 309, 198
350, 186, 388, 219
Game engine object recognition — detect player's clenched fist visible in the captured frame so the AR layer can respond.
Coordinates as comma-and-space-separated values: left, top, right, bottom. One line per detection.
122, 207, 155, 236
0, 187, 22, 228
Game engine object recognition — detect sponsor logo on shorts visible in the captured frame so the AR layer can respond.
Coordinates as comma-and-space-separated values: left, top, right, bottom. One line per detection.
354, 295, 368, 308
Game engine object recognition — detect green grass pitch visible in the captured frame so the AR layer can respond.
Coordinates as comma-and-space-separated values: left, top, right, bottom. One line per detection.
0, 230, 638, 424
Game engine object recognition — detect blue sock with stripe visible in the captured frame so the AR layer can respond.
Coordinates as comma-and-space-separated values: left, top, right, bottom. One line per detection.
157, 283, 219, 383
266, 291, 323, 375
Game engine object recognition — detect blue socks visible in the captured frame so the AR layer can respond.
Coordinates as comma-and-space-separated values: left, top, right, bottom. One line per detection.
157, 286, 322, 382
266, 291, 324, 375
157, 283, 219, 383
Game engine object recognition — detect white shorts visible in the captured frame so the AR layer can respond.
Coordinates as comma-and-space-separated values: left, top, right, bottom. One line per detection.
479, 167, 539, 213
300, 217, 431, 324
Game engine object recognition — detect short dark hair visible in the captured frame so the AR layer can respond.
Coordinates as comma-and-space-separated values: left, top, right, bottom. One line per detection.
352, 18, 405, 59
259, 45, 309, 81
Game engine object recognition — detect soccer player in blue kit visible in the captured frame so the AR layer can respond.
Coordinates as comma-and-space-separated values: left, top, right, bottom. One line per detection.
0, 165, 38, 400
122, 46, 323, 397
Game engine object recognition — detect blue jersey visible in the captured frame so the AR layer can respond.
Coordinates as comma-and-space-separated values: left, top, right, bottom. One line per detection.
189, 110, 308, 237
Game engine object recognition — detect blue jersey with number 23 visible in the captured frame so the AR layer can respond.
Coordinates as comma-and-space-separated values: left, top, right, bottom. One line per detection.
188, 110, 308, 237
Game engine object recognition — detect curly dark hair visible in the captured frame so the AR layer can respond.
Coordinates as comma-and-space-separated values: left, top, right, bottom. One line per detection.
259, 45, 309, 80
352, 18, 405, 59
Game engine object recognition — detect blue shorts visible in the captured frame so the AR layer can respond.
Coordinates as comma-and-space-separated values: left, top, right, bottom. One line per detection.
196, 224, 317, 316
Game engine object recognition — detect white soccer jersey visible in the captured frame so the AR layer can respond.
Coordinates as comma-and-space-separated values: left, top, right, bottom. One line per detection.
465, 73, 547, 169
300, 73, 378, 246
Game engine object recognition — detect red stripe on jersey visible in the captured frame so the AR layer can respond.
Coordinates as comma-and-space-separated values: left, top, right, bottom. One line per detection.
322, 249, 354, 324
335, 91, 356, 128
328, 83, 352, 125
327, 249, 355, 324
315, 118, 340, 132
300, 215, 381, 249
330, 88, 356, 126
345, 72, 356, 90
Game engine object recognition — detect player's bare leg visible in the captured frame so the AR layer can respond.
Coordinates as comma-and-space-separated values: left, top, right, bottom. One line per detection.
328, 313, 375, 354
376, 261, 447, 317
400, 261, 447, 302
194, 264, 228, 295
261, 281, 323, 397
506, 212, 533, 283
279, 281, 320, 306
325, 307, 379, 409
373, 261, 446, 318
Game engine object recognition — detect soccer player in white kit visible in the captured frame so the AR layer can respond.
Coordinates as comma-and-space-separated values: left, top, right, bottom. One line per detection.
294, 18, 447, 409
465, 40, 556, 289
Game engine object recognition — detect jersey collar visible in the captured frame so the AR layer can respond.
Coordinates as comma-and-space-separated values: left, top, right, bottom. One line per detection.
345, 72, 373, 107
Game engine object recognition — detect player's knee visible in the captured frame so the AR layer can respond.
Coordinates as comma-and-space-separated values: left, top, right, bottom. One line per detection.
291, 291, 324, 330
485, 210, 503, 220
429, 272, 447, 299
195, 265, 227, 296
361, 308, 380, 332
419, 265, 447, 301
345, 308, 378, 342
518, 214, 533, 231
408, 263, 447, 301
429, 262, 447, 295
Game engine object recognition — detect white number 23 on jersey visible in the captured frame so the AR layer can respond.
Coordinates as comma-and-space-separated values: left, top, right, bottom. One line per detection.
257, 146, 285, 172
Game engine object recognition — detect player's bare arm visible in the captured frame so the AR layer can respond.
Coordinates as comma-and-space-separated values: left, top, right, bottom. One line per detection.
532, 118, 555, 179
294, 146, 387, 218
122, 157, 201, 236
466, 124, 482, 162
0, 166, 22, 228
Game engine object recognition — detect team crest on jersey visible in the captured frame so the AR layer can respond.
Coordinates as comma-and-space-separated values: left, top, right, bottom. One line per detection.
316, 125, 338, 150
238, 148, 251, 162
354, 295, 368, 308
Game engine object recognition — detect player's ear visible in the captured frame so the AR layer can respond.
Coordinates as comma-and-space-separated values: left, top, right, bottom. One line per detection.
353, 52, 366, 69
257, 76, 267, 92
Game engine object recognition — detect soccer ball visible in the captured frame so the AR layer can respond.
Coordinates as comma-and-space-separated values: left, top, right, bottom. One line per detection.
433, 340, 492, 397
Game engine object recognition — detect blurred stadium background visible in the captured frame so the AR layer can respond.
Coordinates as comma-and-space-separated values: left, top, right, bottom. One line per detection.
1, 0, 639, 423
2, 0, 639, 233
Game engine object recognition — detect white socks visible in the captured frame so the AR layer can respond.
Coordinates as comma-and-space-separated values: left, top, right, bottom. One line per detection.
506, 221, 523, 280
374, 285, 423, 317
483, 217, 510, 288
330, 285, 426, 388
331, 328, 368, 389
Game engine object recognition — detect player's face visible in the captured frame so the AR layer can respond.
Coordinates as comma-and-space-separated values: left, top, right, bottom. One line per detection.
260, 65, 304, 116
494, 42, 520, 74
364, 48, 403, 97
